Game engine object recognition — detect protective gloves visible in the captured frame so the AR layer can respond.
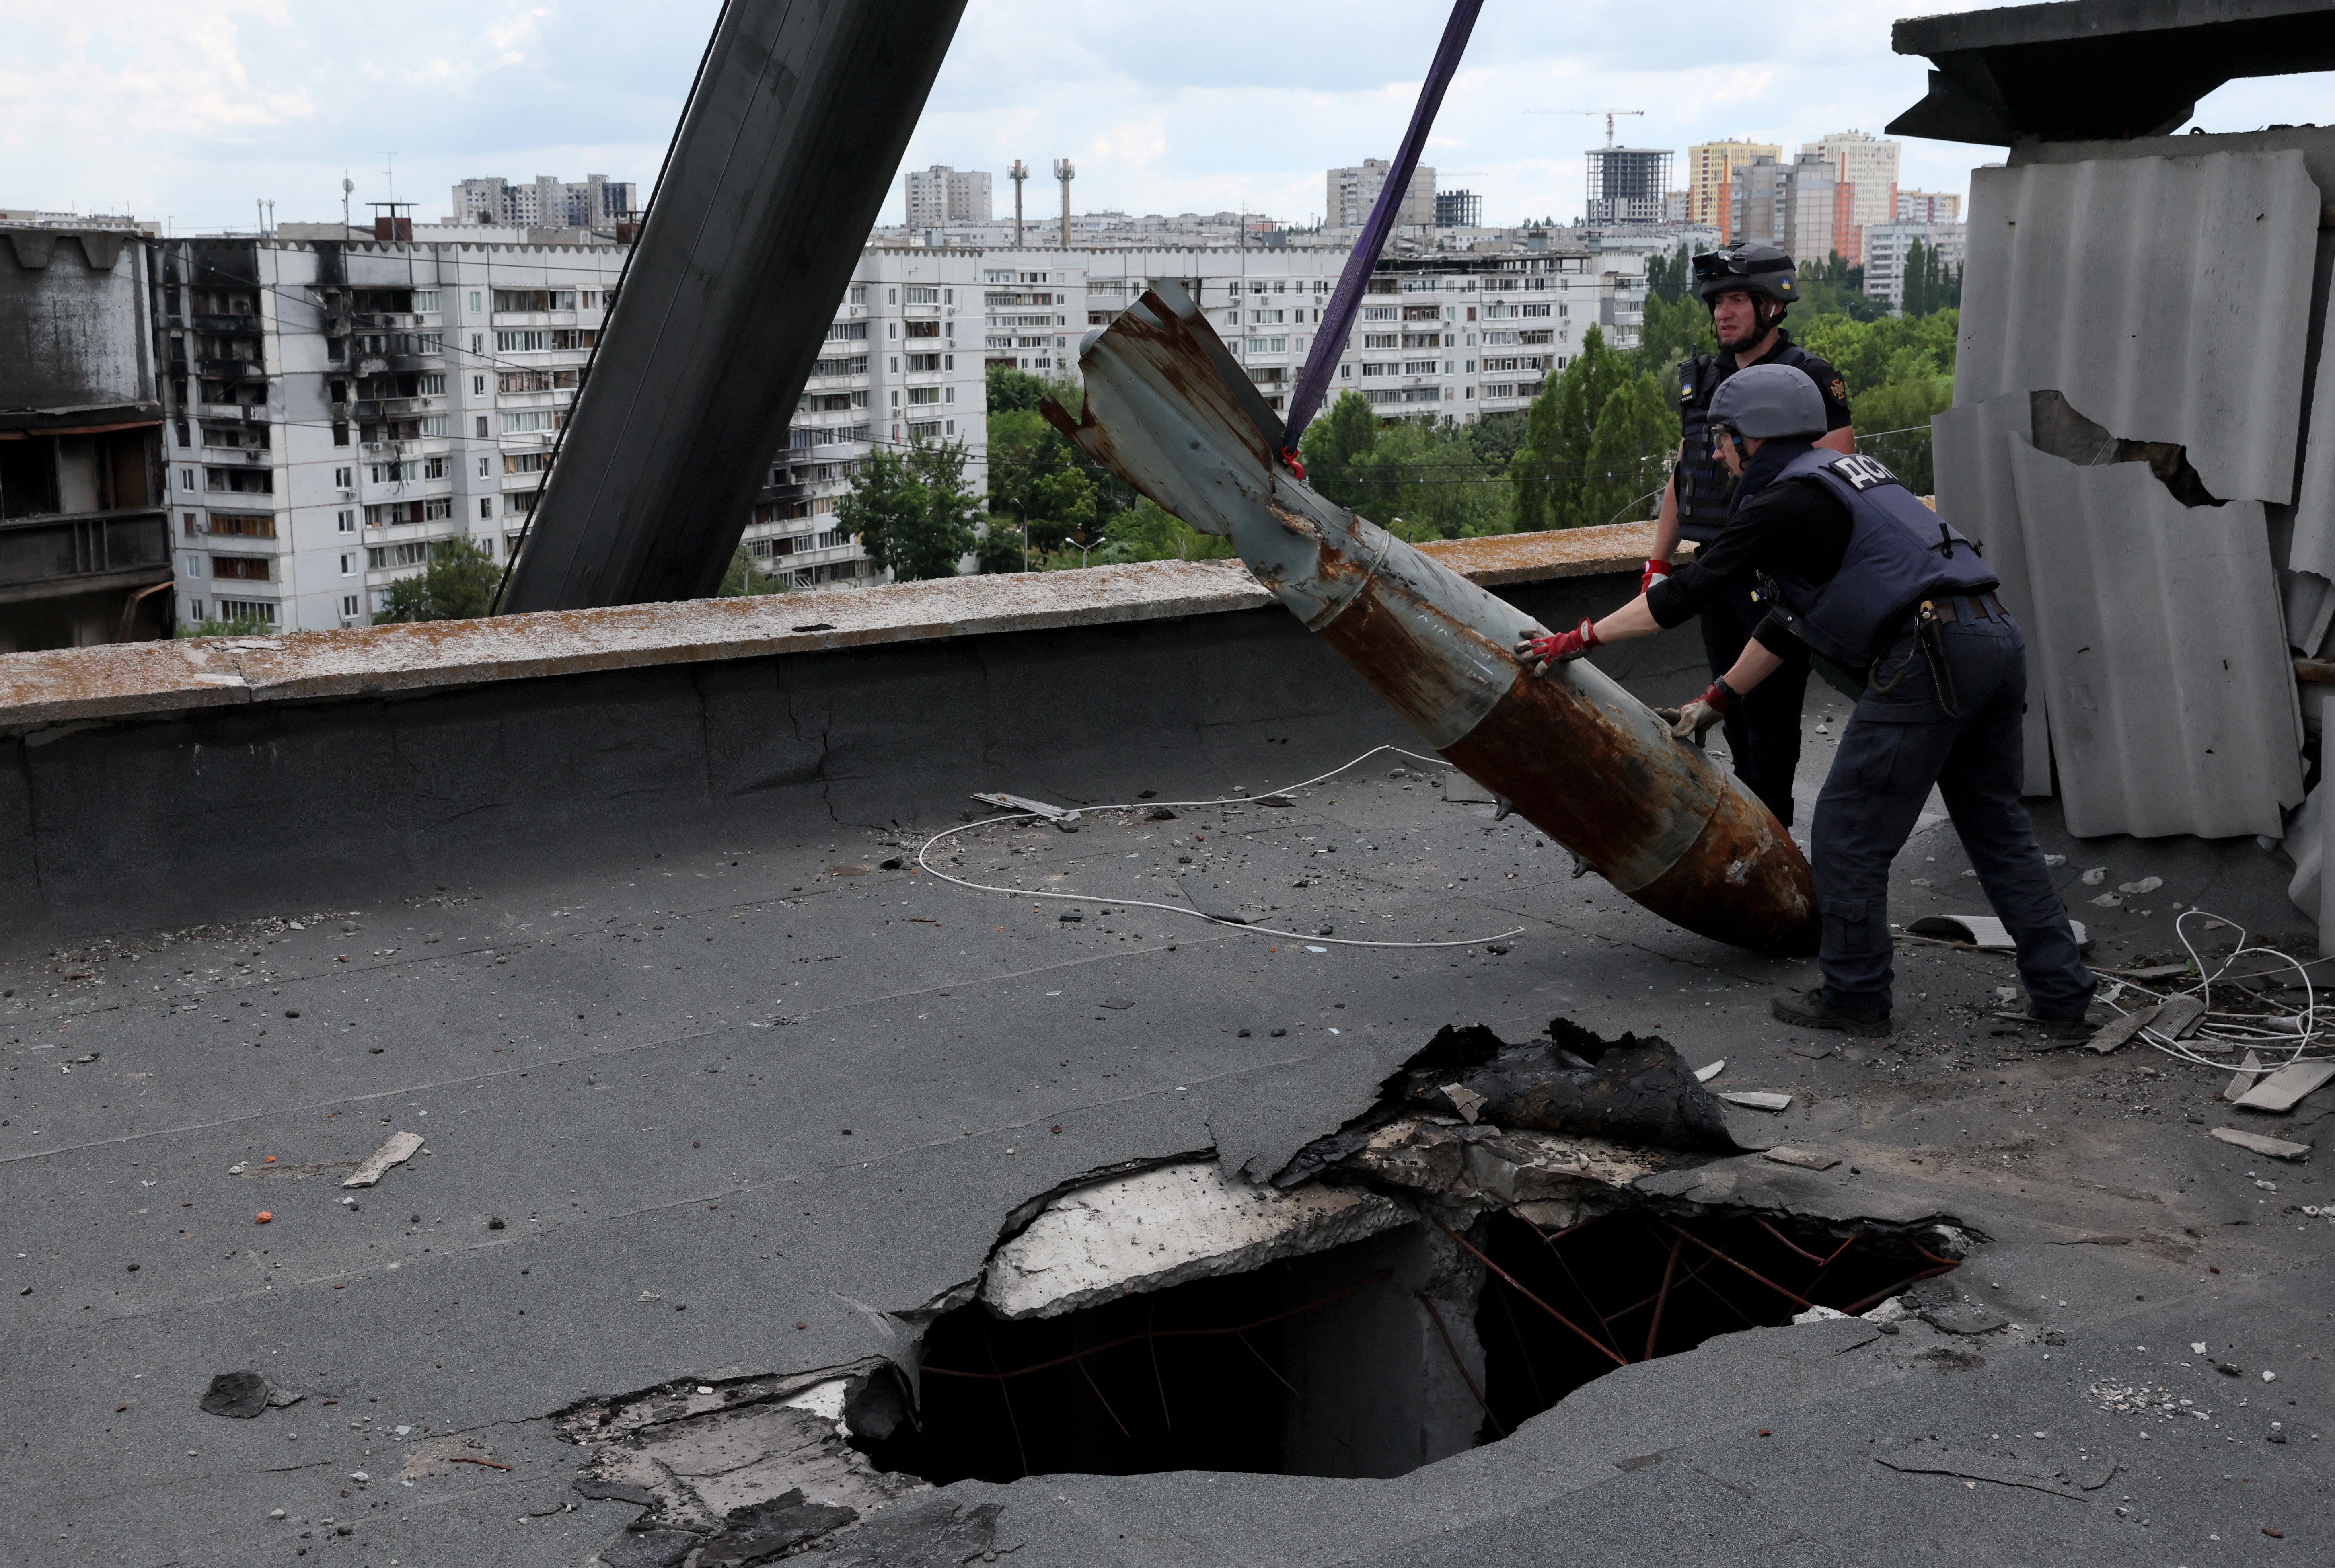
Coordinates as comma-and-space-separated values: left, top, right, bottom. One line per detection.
1655, 680, 1735, 746
1513, 618, 1600, 675
1639, 558, 1672, 595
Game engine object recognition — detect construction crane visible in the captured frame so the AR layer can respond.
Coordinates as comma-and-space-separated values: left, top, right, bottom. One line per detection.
1527, 108, 1645, 146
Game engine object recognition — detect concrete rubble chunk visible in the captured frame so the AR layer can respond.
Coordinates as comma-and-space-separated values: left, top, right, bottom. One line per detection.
1439, 1082, 1487, 1123
1717, 1091, 1793, 1113
2232, 1059, 2335, 1113
1693, 1059, 1725, 1082
2210, 1126, 2313, 1160
343, 1131, 425, 1188
1762, 1146, 1841, 1171
980, 1160, 1412, 1320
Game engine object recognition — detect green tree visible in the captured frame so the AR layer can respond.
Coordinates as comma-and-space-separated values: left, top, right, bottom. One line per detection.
1644, 243, 1693, 305
985, 364, 1054, 414
1792, 250, 1883, 321
1099, 497, 1236, 562
1511, 325, 1635, 531
1628, 289, 1717, 380
372, 536, 500, 624
717, 544, 786, 597
837, 439, 983, 581
1575, 374, 1680, 529
176, 610, 277, 639
1348, 417, 1511, 540
974, 518, 1026, 575
1297, 390, 1380, 509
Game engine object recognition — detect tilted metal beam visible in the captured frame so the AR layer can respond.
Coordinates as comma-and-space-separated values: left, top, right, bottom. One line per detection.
502, 0, 968, 612
1047, 284, 1819, 955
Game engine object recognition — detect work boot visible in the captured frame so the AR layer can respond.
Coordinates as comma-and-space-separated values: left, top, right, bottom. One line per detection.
2019, 1011, 2095, 1046
1770, 987, 1892, 1037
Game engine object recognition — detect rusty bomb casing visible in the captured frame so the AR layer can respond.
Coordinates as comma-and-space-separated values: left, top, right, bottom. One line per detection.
1043, 283, 1817, 955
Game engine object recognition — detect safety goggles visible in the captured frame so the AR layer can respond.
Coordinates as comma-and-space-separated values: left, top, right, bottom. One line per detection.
1692, 251, 1786, 281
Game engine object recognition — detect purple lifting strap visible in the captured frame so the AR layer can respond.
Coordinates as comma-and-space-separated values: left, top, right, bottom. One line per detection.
1283, 0, 1484, 454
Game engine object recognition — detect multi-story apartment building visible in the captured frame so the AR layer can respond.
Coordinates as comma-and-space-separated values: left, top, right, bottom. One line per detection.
1327, 161, 1437, 229
904, 166, 993, 228
1685, 140, 1779, 240
1732, 154, 1847, 264
1800, 132, 1901, 263
968, 242, 1634, 427
1895, 189, 1962, 224
0, 222, 172, 649
132, 232, 1640, 633
447, 175, 635, 229
1862, 221, 1968, 312
147, 236, 627, 631
746, 249, 989, 587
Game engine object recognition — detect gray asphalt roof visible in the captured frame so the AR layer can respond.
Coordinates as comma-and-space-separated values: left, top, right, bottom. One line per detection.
4, 716, 2328, 1566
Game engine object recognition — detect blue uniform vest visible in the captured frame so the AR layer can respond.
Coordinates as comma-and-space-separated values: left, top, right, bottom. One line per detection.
1758, 449, 1999, 667
1675, 340, 1829, 544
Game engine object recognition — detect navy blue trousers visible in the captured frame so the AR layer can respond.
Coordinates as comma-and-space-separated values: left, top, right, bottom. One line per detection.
1811, 612, 2094, 1020
1700, 584, 1813, 827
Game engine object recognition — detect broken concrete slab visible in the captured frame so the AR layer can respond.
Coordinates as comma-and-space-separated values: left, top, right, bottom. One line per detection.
1763, 1147, 1841, 1172
980, 1159, 1412, 1320
343, 1130, 425, 1188
569, 1364, 923, 1556
2232, 1058, 2335, 1112
693, 1488, 858, 1568
2210, 1126, 2314, 1160
817, 1501, 1005, 1568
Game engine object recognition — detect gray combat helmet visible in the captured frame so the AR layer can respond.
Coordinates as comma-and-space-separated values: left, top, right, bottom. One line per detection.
1707, 363, 1827, 441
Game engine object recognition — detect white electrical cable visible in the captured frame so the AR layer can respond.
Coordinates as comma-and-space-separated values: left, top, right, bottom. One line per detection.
2088, 907, 2333, 1076
913, 744, 1529, 950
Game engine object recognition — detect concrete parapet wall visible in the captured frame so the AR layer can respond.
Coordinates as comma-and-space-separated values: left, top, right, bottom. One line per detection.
0, 527, 1701, 947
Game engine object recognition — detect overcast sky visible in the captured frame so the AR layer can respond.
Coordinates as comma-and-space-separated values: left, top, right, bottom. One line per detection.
4, 0, 2324, 236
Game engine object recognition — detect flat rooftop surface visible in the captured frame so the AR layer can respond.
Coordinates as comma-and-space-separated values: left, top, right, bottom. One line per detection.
2, 707, 2328, 1565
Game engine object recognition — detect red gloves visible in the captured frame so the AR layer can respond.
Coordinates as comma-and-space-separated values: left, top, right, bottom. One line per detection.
1518, 618, 1600, 673
1640, 558, 1673, 595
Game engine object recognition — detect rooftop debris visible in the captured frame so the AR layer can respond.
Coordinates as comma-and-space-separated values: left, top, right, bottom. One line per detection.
343, 1131, 425, 1188
1276, 1020, 1742, 1187
1048, 281, 1817, 956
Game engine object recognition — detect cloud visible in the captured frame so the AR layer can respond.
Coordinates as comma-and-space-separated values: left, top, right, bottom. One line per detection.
3, 0, 2327, 233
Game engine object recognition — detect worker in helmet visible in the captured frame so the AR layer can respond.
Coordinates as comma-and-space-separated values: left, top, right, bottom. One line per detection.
1641, 243, 1855, 832
1517, 364, 2093, 1041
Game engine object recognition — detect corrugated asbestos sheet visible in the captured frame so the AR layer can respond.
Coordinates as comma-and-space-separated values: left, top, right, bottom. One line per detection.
1931, 393, 2053, 797
2282, 321, 2335, 655
1958, 150, 2321, 505
2283, 691, 2335, 951
2006, 438, 2302, 839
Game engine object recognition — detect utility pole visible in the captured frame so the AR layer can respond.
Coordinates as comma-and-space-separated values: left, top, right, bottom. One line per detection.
1009, 160, 1027, 248
1054, 159, 1074, 249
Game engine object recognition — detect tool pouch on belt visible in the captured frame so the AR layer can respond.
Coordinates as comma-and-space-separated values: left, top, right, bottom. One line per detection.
1912, 600, 1961, 718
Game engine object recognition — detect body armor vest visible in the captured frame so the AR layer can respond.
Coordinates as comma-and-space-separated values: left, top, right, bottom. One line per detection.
1675, 339, 1828, 543
1757, 449, 1999, 668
